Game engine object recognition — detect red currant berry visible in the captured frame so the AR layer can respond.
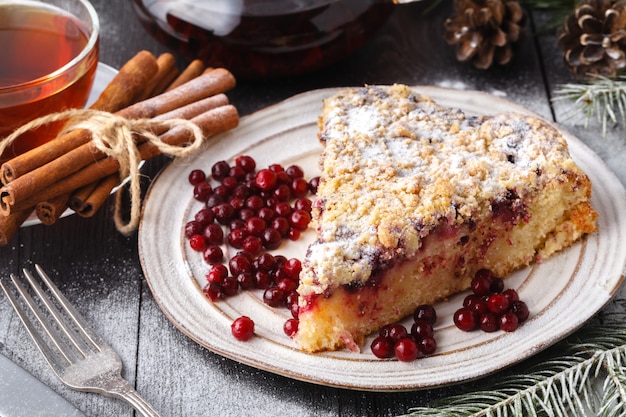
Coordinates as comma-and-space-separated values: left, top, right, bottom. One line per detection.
290, 209, 311, 230
288, 228, 301, 241
222, 276, 239, 296
255, 168, 278, 191
471, 270, 493, 296
268, 163, 284, 174
273, 184, 292, 201
205, 193, 225, 209
394, 337, 419, 362
276, 278, 298, 293
231, 316, 255, 341
245, 217, 266, 237
282, 258, 302, 280
257, 207, 275, 222
294, 198, 313, 213
454, 307, 478, 331
272, 217, 290, 236
203, 223, 224, 245
211, 160, 230, 181
229, 165, 246, 180
499, 312, 519, 332
386, 324, 408, 341
255, 253, 277, 272
465, 295, 489, 315
291, 178, 310, 198
229, 253, 253, 276
203, 282, 223, 301
308, 176, 320, 194
231, 184, 250, 200
263, 287, 286, 307
262, 228, 282, 250
193, 182, 213, 202
245, 195, 264, 211
184, 220, 203, 238
207, 264, 228, 284
213, 184, 230, 198
510, 300, 529, 322
222, 175, 238, 190
242, 235, 263, 255
235, 155, 256, 173
285, 164, 304, 179
274, 202, 292, 217
283, 318, 299, 338
254, 271, 273, 289
188, 169, 206, 185
194, 207, 215, 225
413, 304, 437, 325
410, 320, 434, 340
487, 293, 510, 315
188, 234, 206, 251
490, 277, 505, 293
227, 228, 246, 249
418, 336, 437, 356
236, 272, 255, 289
212, 203, 235, 224
370, 336, 394, 358
479, 313, 499, 332
502, 288, 519, 303
202, 245, 224, 264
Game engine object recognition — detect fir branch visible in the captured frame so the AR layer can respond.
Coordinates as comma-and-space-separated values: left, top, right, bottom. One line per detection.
398, 324, 626, 417
552, 75, 626, 136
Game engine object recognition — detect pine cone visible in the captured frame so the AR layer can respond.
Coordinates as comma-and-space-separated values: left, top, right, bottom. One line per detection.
444, 0, 527, 69
557, 0, 626, 79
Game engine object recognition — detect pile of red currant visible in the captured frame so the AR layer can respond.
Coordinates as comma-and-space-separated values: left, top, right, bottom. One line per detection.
453, 268, 530, 333
369, 304, 438, 362
185, 155, 318, 341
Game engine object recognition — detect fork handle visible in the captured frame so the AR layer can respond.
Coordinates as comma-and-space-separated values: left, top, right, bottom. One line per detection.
102, 376, 162, 417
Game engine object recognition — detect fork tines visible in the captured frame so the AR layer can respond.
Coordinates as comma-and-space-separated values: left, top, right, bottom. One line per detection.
0, 264, 104, 373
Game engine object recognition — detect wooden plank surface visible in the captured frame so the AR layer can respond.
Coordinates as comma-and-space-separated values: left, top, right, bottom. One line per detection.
1, 1, 624, 416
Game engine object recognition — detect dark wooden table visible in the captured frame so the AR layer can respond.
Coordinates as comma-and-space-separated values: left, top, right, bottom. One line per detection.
1, 1, 625, 416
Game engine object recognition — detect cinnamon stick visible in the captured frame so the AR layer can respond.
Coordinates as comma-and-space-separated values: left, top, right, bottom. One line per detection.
0, 51, 160, 184
0, 69, 237, 215
89, 50, 160, 112
5, 105, 239, 213
74, 174, 119, 217
0, 207, 33, 246
165, 59, 205, 92
136, 53, 179, 101
68, 181, 99, 211
35, 192, 71, 225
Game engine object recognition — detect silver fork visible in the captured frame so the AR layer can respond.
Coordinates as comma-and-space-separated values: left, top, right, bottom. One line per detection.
0, 265, 162, 417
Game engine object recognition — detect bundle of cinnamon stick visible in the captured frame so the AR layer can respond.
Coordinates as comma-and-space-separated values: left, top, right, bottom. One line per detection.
0, 50, 239, 245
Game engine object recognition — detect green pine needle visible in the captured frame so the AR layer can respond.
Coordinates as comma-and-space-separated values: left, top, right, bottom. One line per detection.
397, 321, 626, 417
552, 75, 626, 136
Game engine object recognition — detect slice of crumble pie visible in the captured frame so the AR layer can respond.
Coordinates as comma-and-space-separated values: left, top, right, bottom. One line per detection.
295, 84, 598, 353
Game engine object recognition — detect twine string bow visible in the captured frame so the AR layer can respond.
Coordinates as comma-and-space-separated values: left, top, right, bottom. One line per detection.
0, 109, 205, 234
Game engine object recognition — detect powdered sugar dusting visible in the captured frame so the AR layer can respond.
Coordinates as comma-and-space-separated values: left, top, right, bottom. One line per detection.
300, 85, 575, 295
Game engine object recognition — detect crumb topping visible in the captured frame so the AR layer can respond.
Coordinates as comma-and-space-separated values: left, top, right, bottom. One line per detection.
299, 84, 576, 296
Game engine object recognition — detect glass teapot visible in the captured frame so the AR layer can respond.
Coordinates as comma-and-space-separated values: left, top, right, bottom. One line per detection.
132, 0, 416, 79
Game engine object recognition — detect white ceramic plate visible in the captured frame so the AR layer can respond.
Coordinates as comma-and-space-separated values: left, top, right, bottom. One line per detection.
139, 87, 626, 391
22, 62, 118, 227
